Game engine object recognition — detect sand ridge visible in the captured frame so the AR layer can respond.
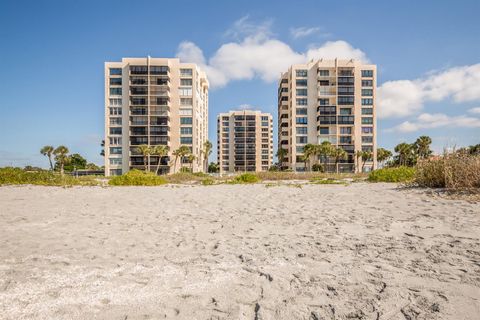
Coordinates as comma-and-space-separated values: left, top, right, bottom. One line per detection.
0, 183, 479, 319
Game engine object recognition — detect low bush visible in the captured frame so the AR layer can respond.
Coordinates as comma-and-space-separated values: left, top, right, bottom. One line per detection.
368, 166, 416, 183
311, 164, 324, 172
0, 167, 99, 186
201, 177, 215, 186
109, 169, 167, 186
231, 173, 260, 184
415, 153, 480, 189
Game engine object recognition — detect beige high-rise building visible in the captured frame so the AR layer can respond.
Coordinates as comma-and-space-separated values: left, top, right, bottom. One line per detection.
104, 57, 209, 176
217, 110, 273, 173
278, 59, 377, 173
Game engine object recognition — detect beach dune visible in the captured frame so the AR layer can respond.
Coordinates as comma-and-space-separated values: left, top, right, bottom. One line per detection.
0, 183, 479, 319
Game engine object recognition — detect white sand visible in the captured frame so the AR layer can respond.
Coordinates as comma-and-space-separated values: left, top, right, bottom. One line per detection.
0, 183, 479, 319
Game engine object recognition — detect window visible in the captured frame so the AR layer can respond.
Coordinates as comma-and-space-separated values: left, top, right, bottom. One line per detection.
362, 70, 373, 77
296, 136, 307, 144
296, 117, 307, 124
362, 117, 373, 124
340, 127, 352, 134
296, 98, 307, 105
362, 108, 373, 115
110, 88, 122, 96
362, 98, 373, 105
109, 107, 122, 115
296, 69, 307, 77
362, 89, 373, 96
150, 66, 168, 75
179, 109, 193, 115
340, 136, 351, 144
296, 108, 307, 115
296, 79, 308, 87
180, 68, 193, 76
319, 127, 329, 134
109, 147, 122, 154
180, 127, 192, 135
362, 127, 373, 134
296, 127, 307, 135
318, 98, 329, 106
179, 87, 192, 96
318, 70, 329, 76
180, 117, 193, 124
180, 137, 193, 144
261, 121, 269, 127
110, 117, 122, 125
109, 158, 122, 165
180, 79, 192, 86
180, 98, 193, 106
338, 96, 354, 105
109, 98, 122, 106
110, 78, 122, 85
338, 86, 355, 94
339, 108, 351, 115
109, 127, 122, 135
110, 68, 122, 75
362, 145, 373, 152
130, 66, 148, 75
318, 106, 335, 114
362, 136, 373, 143
296, 89, 307, 96
296, 146, 304, 153
362, 80, 373, 87
110, 169, 122, 176
261, 116, 269, 121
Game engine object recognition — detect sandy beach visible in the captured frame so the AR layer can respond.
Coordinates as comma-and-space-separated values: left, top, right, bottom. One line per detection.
0, 183, 479, 319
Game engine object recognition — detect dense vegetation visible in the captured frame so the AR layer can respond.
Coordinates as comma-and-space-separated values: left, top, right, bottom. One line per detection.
109, 170, 167, 186
0, 167, 99, 186
368, 167, 416, 183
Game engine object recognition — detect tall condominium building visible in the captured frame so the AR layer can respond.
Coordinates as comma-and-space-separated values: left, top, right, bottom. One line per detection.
278, 59, 377, 172
104, 57, 209, 176
217, 110, 274, 173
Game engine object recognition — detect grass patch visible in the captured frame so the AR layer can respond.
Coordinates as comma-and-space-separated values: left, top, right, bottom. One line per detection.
0, 167, 100, 186
229, 173, 261, 184
368, 166, 416, 183
310, 178, 348, 185
201, 177, 215, 186
109, 169, 167, 186
256, 171, 367, 181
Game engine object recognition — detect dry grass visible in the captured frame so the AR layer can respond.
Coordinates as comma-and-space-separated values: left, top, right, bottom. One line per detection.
415, 153, 480, 190
256, 171, 367, 181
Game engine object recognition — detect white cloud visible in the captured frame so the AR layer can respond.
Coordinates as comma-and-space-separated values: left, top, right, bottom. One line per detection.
176, 17, 368, 88
468, 107, 480, 114
378, 64, 480, 118
388, 113, 480, 133
290, 27, 322, 39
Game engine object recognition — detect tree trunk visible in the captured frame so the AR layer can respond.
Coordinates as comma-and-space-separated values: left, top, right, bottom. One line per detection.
155, 157, 161, 175
144, 156, 148, 173
48, 156, 53, 171
335, 159, 339, 174
60, 163, 64, 176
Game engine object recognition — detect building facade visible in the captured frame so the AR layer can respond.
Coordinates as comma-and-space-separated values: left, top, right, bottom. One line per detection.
277, 59, 377, 172
104, 57, 209, 176
217, 110, 273, 173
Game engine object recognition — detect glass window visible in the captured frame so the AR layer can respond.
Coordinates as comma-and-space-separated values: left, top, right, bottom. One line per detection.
109, 78, 122, 85
318, 70, 329, 76
180, 79, 193, 86
362, 136, 373, 143
110, 68, 122, 75
180, 98, 193, 105
110, 117, 122, 125
340, 127, 352, 134
362, 70, 373, 77
109, 98, 122, 106
296, 136, 307, 144
180, 68, 193, 76
362, 117, 373, 124
296, 117, 307, 124
109, 158, 122, 165
362, 145, 373, 152
296, 127, 307, 135
319, 127, 329, 134
180, 137, 193, 144
180, 117, 193, 125
180, 127, 192, 135
109, 107, 122, 115
362, 108, 373, 115
179, 109, 193, 115
261, 121, 269, 127
296, 69, 307, 77
150, 66, 168, 75
109, 127, 122, 135
339, 108, 351, 115
179, 87, 192, 96
109, 147, 122, 154
296, 89, 307, 96
296, 146, 304, 153
362, 98, 373, 105
362, 80, 373, 87
318, 98, 329, 106
109, 169, 122, 176
296, 108, 307, 115
362, 89, 373, 96
338, 96, 354, 105
130, 66, 148, 75
296, 79, 308, 87
362, 127, 373, 134
296, 98, 307, 105
109, 88, 122, 96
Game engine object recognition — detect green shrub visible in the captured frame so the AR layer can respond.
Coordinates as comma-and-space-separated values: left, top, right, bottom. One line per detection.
311, 164, 324, 172
109, 169, 167, 186
201, 177, 215, 185
368, 166, 416, 183
231, 173, 260, 184
0, 167, 99, 186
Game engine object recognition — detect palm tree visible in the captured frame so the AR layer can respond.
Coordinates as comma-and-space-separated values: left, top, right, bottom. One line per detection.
276, 148, 287, 170
151, 145, 169, 175
202, 140, 212, 173
414, 136, 432, 159
40, 145, 55, 171
187, 154, 196, 172
361, 150, 373, 172
394, 143, 413, 166
136, 144, 151, 172
53, 146, 69, 176
331, 147, 347, 173
377, 148, 392, 167
318, 141, 334, 172
302, 144, 316, 171
172, 145, 190, 173
355, 150, 363, 173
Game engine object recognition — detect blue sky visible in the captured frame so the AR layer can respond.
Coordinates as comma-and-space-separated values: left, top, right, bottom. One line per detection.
0, 0, 479, 167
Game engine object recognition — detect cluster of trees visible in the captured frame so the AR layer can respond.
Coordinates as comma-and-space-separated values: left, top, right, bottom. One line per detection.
40, 145, 100, 175
134, 141, 213, 175
391, 136, 433, 166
